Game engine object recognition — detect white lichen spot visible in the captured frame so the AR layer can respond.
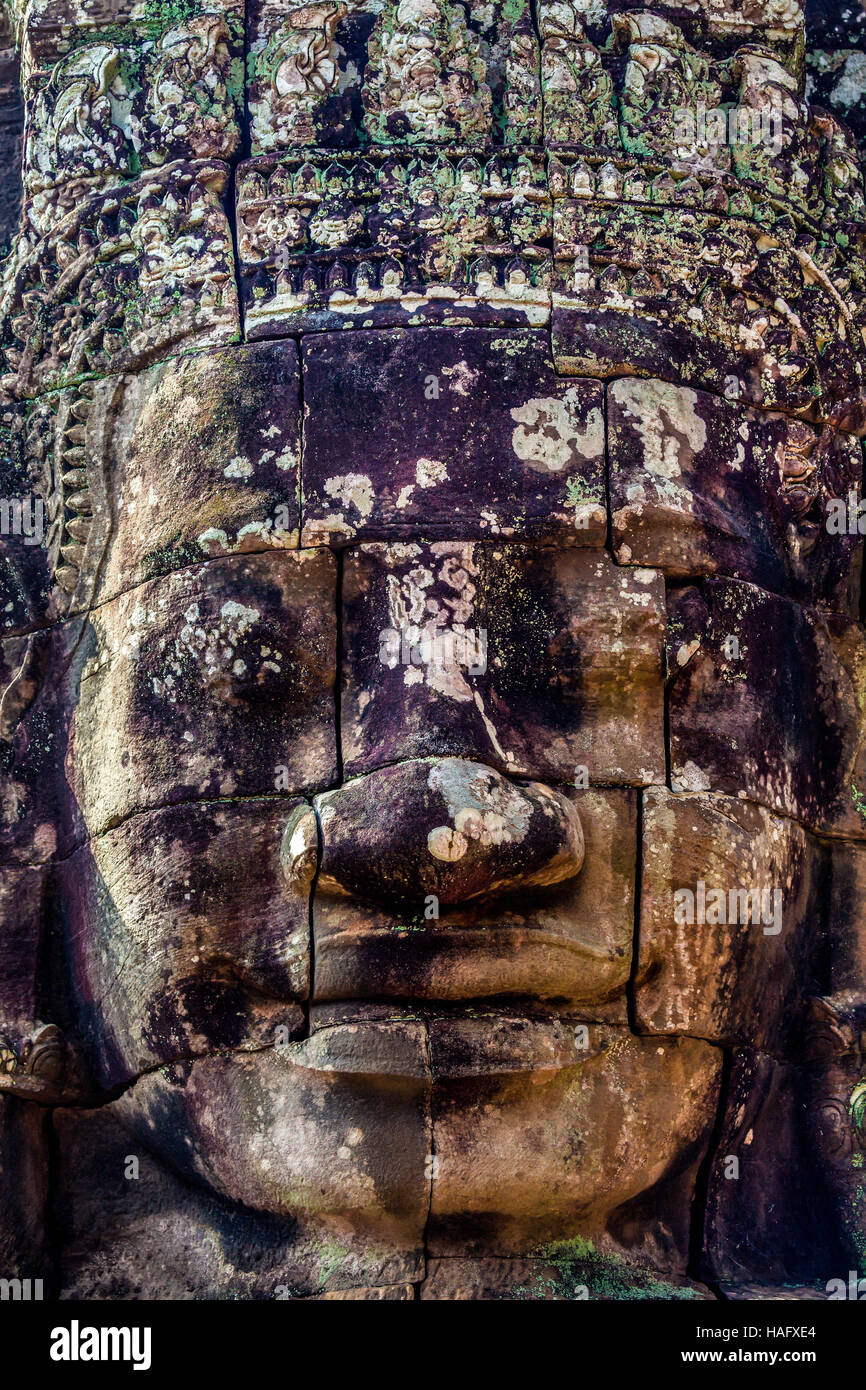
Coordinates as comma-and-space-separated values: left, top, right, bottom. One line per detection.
510, 392, 604, 473
675, 760, 712, 792
224, 455, 254, 480
415, 457, 448, 488
427, 825, 468, 861
441, 359, 479, 395
612, 378, 707, 481
324, 473, 375, 518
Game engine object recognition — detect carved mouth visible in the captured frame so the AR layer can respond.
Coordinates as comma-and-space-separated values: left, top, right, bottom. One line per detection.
295, 1003, 608, 1079
302, 757, 624, 1009
311, 920, 628, 1011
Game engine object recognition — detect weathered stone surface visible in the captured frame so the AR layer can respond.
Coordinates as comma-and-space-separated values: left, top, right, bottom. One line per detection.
419, 1254, 713, 1300
91, 343, 301, 608
806, 1, 866, 156
609, 377, 863, 613
247, 0, 539, 156
668, 578, 866, 839
21, 2, 244, 230
0, 23, 22, 260
0, 866, 47, 1047
802, 991, 866, 1280
427, 1025, 722, 1257
54, 1100, 422, 1299
247, 0, 375, 154
636, 789, 822, 1052
301, 329, 606, 546
703, 1048, 843, 1287
0, 161, 240, 401
313, 775, 635, 1019
316, 1283, 415, 1299
549, 105, 866, 426
826, 839, 866, 992
342, 543, 666, 784
721, 1283, 830, 1300
69, 551, 337, 839
112, 1042, 430, 1273
0, 629, 61, 865
317, 757, 585, 906
0, 1095, 51, 1289
58, 799, 310, 1091
3, 343, 302, 632
0, 399, 58, 639
539, 2, 618, 151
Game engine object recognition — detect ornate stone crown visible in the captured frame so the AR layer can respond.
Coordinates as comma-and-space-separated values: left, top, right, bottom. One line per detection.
0, 0, 863, 426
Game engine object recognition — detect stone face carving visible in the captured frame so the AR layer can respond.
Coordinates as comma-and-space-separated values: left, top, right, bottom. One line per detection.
249, 1, 354, 152
540, 2, 618, 149
0, 0, 865, 1304
362, 0, 492, 145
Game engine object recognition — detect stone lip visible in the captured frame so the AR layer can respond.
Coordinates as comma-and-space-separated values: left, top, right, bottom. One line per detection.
285, 1010, 607, 1079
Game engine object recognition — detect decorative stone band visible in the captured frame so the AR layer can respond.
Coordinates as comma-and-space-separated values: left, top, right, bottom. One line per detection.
235, 139, 866, 427
237, 146, 552, 338
0, 0, 824, 236
0, 158, 238, 401
1, 141, 864, 431
0, 1, 862, 420
549, 144, 866, 424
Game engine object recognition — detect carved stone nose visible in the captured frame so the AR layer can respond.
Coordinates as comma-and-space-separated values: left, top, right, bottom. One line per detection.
304, 757, 584, 910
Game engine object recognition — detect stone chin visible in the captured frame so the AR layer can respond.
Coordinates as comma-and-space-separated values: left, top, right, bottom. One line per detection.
110, 1018, 720, 1255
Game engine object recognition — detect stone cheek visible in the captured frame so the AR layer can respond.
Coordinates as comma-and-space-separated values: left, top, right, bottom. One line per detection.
52, 1069, 427, 1297
341, 542, 667, 785
112, 1041, 434, 1261
68, 550, 337, 839
667, 577, 866, 838
57, 800, 310, 1091
608, 376, 864, 615
92, 342, 303, 607
636, 788, 821, 1052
